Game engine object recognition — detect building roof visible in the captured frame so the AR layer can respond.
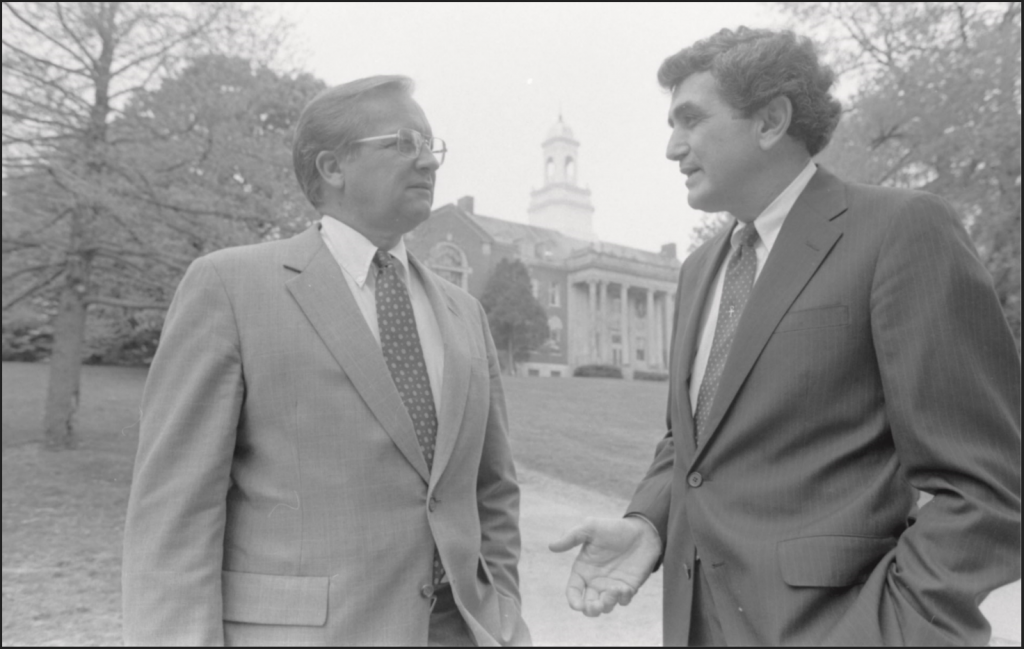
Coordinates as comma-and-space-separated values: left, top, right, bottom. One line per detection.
468, 210, 678, 269
545, 114, 576, 142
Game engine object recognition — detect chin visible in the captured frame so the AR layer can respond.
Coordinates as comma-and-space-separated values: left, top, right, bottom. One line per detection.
402, 207, 432, 230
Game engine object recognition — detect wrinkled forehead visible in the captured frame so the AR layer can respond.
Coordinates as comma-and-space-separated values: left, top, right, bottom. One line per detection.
667, 71, 735, 124
353, 91, 432, 138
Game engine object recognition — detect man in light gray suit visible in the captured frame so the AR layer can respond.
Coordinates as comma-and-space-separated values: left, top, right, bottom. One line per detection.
123, 75, 530, 646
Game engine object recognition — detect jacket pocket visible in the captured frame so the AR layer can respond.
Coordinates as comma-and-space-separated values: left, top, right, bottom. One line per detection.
777, 535, 896, 587
222, 570, 329, 626
775, 305, 849, 333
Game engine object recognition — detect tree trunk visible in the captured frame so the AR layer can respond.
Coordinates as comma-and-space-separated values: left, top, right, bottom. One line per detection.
507, 338, 515, 377
42, 259, 89, 450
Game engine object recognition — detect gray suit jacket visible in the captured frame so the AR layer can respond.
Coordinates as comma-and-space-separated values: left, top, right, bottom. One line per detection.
630, 168, 1021, 645
122, 225, 530, 646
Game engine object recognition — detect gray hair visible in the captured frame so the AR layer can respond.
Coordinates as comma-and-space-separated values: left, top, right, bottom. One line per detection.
292, 75, 414, 206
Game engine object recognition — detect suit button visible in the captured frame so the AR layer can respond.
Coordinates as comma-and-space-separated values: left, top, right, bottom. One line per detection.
420, 584, 435, 599
688, 472, 703, 488
428, 497, 438, 513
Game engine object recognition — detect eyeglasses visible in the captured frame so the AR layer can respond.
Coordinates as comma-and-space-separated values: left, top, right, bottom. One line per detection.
351, 128, 447, 166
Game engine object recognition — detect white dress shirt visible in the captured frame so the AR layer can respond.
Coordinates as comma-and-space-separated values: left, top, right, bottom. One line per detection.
319, 216, 444, 414
688, 161, 818, 414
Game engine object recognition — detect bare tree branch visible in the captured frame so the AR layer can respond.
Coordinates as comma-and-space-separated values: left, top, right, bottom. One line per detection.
108, 5, 227, 79
90, 263, 174, 291
92, 245, 191, 273
85, 295, 169, 311
53, 1, 99, 68
1, 265, 63, 311
2, 60, 92, 111
2, 262, 63, 284
0, 34, 90, 78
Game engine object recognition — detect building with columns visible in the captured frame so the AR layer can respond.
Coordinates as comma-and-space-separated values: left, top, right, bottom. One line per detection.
406, 116, 680, 379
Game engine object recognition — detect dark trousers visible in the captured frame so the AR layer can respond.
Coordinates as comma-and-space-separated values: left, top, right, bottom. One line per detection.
428, 584, 476, 647
688, 560, 727, 647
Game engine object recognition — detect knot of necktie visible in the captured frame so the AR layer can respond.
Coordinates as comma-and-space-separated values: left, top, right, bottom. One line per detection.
372, 249, 394, 272
737, 223, 759, 250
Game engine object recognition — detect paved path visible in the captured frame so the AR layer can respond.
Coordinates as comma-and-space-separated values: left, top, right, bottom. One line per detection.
517, 468, 1021, 646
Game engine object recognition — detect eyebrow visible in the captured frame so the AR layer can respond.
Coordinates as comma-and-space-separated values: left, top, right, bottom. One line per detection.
668, 101, 707, 127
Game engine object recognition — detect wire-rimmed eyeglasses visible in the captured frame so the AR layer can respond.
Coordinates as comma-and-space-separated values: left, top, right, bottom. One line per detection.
351, 128, 447, 166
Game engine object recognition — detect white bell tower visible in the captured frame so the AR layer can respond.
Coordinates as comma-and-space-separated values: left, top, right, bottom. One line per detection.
528, 115, 596, 241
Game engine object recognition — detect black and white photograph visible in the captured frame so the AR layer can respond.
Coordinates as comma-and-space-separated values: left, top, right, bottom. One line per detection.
2, 2, 1020, 646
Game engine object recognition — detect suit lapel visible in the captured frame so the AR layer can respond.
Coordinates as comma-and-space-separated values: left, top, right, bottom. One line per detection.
673, 229, 733, 448
283, 226, 430, 483
694, 169, 847, 460
409, 254, 471, 486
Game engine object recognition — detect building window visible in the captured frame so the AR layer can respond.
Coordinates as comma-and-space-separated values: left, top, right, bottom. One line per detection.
548, 316, 563, 349
636, 337, 646, 362
565, 156, 575, 182
551, 370, 561, 378
549, 281, 561, 307
428, 242, 469, 290
545, 157, 554, 182
528, 368, 540, 377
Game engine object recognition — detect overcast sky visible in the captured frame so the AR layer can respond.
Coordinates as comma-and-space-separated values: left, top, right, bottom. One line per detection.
281, 2, 786, 254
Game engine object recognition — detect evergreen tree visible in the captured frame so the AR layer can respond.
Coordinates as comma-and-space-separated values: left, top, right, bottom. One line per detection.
479, 259, 550, 374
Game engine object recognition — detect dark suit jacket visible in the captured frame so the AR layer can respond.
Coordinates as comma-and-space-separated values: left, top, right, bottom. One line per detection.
628, 168, 1021, 645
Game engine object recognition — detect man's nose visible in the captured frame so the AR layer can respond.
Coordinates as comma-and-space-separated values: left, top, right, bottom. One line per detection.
666, 132, 688, 161
415, 149, 441, 172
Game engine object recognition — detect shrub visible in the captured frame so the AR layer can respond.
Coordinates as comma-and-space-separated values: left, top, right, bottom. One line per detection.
1, 320, 53, 362
573, 364, 623, 379
633, 370, 669, 382
83, 311, 163, 366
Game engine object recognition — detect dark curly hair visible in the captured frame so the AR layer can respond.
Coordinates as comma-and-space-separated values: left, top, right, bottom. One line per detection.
658, 27, 842, 156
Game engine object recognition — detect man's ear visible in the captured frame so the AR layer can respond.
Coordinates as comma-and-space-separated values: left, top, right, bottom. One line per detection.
756, 95, 793, 151
315, 150, 345, 191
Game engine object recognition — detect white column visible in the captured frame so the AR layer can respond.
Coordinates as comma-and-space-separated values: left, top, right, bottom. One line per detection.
646, 288, 655, 369
587, 280, 597, 362
663, 291, 673, 367
600, 280, 610, 363
620, 283, 630, 367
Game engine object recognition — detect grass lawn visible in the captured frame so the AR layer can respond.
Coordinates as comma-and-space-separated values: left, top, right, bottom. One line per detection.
1, 362, 669, 645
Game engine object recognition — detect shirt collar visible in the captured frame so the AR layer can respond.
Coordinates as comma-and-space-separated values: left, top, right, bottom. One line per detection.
320, 215, 410, 288
730, 160, 817, 253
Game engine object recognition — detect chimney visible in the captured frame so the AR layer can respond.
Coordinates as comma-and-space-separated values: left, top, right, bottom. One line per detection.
457, 195, 474, 214
660, 243, 677, 259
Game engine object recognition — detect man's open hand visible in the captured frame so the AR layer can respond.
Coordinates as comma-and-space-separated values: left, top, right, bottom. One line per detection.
549, 517, 662, 617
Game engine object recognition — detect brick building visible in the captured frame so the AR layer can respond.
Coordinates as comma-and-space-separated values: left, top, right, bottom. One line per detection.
406, 116, 680, 378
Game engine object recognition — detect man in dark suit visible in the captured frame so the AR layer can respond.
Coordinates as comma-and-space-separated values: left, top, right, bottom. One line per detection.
551, 27, 1020, 645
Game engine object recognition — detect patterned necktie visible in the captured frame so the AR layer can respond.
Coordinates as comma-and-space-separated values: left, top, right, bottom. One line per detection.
693, 223, 760, 444
372, 249, 445, 585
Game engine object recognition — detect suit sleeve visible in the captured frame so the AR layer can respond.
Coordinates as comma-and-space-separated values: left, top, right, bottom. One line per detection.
827, 193, 1021, 646
626, 274, 686, 551
122, 256, 244, 646
474, 299, 524, 605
